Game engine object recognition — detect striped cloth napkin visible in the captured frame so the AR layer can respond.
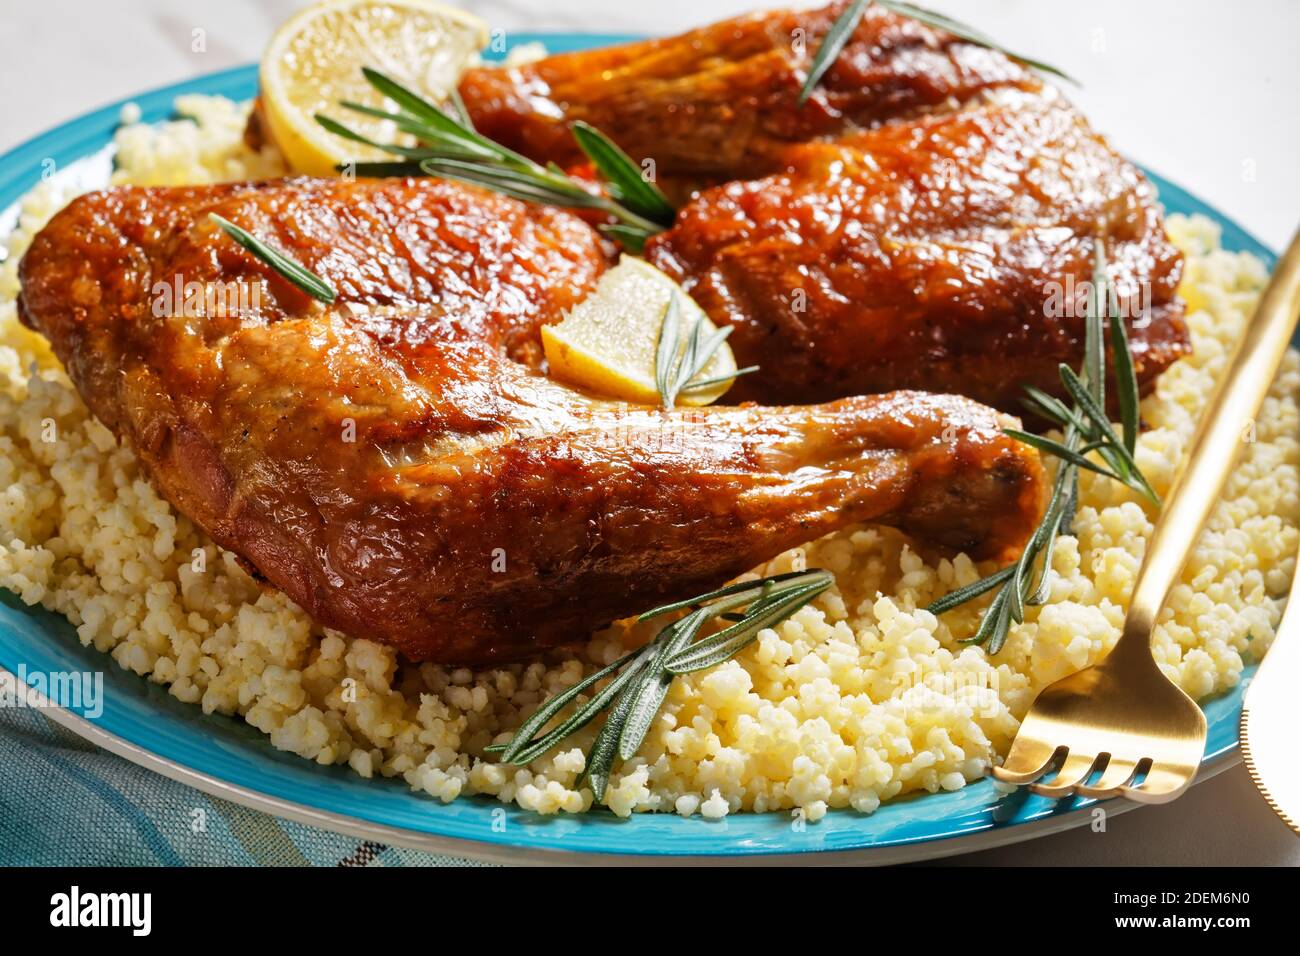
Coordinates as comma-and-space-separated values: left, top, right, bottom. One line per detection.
0, 707, 487, 867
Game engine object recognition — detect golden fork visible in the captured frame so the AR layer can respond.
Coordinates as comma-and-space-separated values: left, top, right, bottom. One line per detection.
994, 228, 1300, 803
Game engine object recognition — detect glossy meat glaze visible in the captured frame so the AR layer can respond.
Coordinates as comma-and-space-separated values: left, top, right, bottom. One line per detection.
459, 1, 1038, 183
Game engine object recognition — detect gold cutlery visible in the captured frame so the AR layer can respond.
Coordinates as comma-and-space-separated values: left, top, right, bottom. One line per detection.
994, 227, 1300, 802
1241, 547, 1300, 832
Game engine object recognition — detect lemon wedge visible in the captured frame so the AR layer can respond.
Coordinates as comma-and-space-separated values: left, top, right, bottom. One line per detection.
259, 0, 489, 176
542, 257, 741, 407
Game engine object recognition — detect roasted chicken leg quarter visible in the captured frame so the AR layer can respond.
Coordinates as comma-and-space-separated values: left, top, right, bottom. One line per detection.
19, 178, 1045, 663
457, 1, 1040, 184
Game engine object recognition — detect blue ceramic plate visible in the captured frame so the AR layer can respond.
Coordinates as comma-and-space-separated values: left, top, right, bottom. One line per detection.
0, 34, 1279, 864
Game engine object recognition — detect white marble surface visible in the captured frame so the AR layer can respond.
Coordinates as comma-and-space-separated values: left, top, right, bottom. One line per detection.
1, 0, 1297, 866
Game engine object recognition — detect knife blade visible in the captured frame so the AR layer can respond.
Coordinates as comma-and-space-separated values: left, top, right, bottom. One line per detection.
1240, 575, 1300, 834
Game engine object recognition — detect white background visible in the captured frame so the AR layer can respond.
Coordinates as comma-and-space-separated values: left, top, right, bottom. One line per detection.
1, 0, 1297, 864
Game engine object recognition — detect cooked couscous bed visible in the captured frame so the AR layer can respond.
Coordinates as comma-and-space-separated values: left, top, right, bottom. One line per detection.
0, 96, 1290, 818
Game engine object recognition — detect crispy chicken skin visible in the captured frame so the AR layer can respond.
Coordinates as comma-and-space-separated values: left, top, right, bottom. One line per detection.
458, 3, 1189, 413
648, 90, 1188, 409
19, 178, 1044, 664
458, 1, 1039, 183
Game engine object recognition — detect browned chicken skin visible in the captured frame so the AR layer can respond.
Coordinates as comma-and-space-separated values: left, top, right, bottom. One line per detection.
648, 89, 1188, 409
19, 178, 1044, 664
458, 3, 1189, 413
458, 2, 1039, 184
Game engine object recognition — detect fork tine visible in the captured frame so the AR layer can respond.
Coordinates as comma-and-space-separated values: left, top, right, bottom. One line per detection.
1120, 761, 1197, 804
991, 739, 1062, 784
1074, 757, 1140, 798
1029, 752, 1103, 798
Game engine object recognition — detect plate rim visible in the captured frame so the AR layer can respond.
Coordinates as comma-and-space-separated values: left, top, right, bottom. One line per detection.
8, 669, 1242, 866
0, 47, 1278, 865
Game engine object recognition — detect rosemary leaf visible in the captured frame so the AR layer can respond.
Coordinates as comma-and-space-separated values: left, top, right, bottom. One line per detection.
316, 113, 443, 160
665, 574, 833, 673
875, 1, 1078, 84
334, 102, 497, 159
636, 569, 827, 622
505, 650, 654, 766
1131, 469, 1161, 509
1019, 391, 1070, 428
1003, 428, 1124, 482
654, 293, 681, 406
880, 0, 997, 43
418, 158, 599, 209
1008, 457, 1063, 625
492, 646, 640, 763
617, 608, 709, 760
799, 0, 1077, 106
1058, 367, 1119, 448
360, 67, 502, 156
1084, 245, 1106, 412
598, 224, 652, 254
681, 323, 730, 402
571, 121, 676, 226
360, 69, 550, 173
1026, 478, 1074, 606
924, 564, 1015, 615
799, 0, 869, 105
581, 655, 654, 801
679, 366, 761, 393
1013, 437, 1081, 611
958, 583, 1006, 646
208, 214, 336, 304
1102, 257, 1142, 456
1057, 364, 1159, 506
671, 313, 706, 406
1020, 385, 1088, 433
977, 584, 1016, 654
447, 87, 475, 131
656, 309, 738, 408
1062, 464, 1081, 529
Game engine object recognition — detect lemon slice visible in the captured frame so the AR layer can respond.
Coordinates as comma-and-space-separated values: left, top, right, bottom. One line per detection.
542, 257, 741, 406
260, 0, 489, 176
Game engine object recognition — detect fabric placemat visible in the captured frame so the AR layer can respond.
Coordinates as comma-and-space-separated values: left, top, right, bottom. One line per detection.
0, 706, 490, 867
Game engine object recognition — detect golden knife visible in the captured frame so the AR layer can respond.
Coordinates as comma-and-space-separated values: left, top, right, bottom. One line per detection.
1241, 578, 1300, 834
1234, 228, 1300, 834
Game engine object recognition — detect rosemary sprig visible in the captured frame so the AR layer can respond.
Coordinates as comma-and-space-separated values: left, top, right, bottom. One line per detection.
486, 570, 833, 801
570, 121, 677, 226
317, 69, 676, 252
925, 240, 1155, 653
652, 293, 758, 407
799, 0, 1077, 105
208, 214, 336, 303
